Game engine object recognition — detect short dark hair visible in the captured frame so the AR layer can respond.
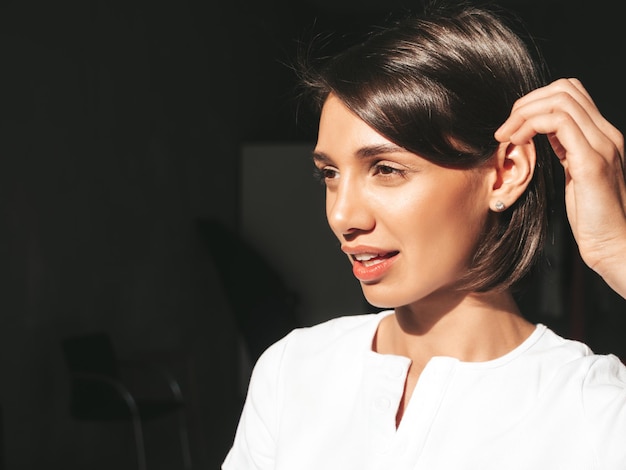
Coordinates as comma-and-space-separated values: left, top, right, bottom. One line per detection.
297, 2, 554, 293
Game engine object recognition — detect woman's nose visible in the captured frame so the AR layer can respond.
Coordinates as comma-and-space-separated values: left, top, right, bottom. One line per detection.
326, 178, 374, 238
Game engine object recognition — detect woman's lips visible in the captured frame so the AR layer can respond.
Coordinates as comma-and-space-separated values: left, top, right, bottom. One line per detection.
351, 251, 399, 282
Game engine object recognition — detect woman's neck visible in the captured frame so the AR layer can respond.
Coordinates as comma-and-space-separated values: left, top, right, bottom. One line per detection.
374, 289, 534, 364
372, 289, 535, 428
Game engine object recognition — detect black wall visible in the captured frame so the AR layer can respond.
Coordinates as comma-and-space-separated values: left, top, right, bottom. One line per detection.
0, 0, 624, 468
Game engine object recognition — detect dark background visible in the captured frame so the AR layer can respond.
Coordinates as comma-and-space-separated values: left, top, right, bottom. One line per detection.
1, 0, 624, 468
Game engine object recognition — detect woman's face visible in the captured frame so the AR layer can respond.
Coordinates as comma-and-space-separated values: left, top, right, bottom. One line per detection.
313, 94, 492, 308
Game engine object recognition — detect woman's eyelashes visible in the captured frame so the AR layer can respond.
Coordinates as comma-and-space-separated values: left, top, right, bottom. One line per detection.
372, 162, 407, 178
313, 166, 338, 185
312, 161, 409, 186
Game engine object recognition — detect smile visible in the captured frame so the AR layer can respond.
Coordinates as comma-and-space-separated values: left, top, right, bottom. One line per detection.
353, 252, 397, 267
351, 251, 399, 282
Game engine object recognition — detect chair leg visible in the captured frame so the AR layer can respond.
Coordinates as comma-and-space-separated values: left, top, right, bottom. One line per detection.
131, 413, 147, 470
177, 409, 193, 470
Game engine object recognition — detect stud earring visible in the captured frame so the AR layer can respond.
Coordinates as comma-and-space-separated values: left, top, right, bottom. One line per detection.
494, 201, 506, 212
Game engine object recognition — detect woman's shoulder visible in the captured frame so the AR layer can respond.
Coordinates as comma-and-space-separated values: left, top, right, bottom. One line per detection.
297, 310, 391, 338
286, 310, 390, 349
532, 325, 626, 396
256, 310, 392, 367
543, 331, 626, 458
536, 326, 624, 365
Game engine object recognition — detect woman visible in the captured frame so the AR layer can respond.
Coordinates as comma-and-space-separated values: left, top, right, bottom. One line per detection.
223, 3, 626, 469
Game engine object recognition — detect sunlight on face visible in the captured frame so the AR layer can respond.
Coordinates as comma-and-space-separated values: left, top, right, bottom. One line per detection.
313, 94, 492, 309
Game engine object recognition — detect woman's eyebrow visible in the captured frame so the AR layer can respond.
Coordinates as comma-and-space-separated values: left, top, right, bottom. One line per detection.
356, 143, 407, 158
312, 144, 407, 164
311, 151, 331, 164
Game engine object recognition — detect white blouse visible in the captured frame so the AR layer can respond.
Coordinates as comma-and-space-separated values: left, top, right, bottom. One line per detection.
222, 310, 626, 470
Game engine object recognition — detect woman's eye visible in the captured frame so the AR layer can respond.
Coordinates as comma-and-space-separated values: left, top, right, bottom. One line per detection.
313, 167, 338, 184
374, 164, 405, 177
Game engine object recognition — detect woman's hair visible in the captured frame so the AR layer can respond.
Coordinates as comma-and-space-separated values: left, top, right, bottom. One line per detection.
297, 2, 554, 293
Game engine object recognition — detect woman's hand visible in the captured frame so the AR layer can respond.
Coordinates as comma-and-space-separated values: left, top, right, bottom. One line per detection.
495, 78, 626, 298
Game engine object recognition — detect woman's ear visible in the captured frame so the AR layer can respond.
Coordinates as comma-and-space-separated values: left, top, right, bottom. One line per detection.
488, 141, 536, 212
